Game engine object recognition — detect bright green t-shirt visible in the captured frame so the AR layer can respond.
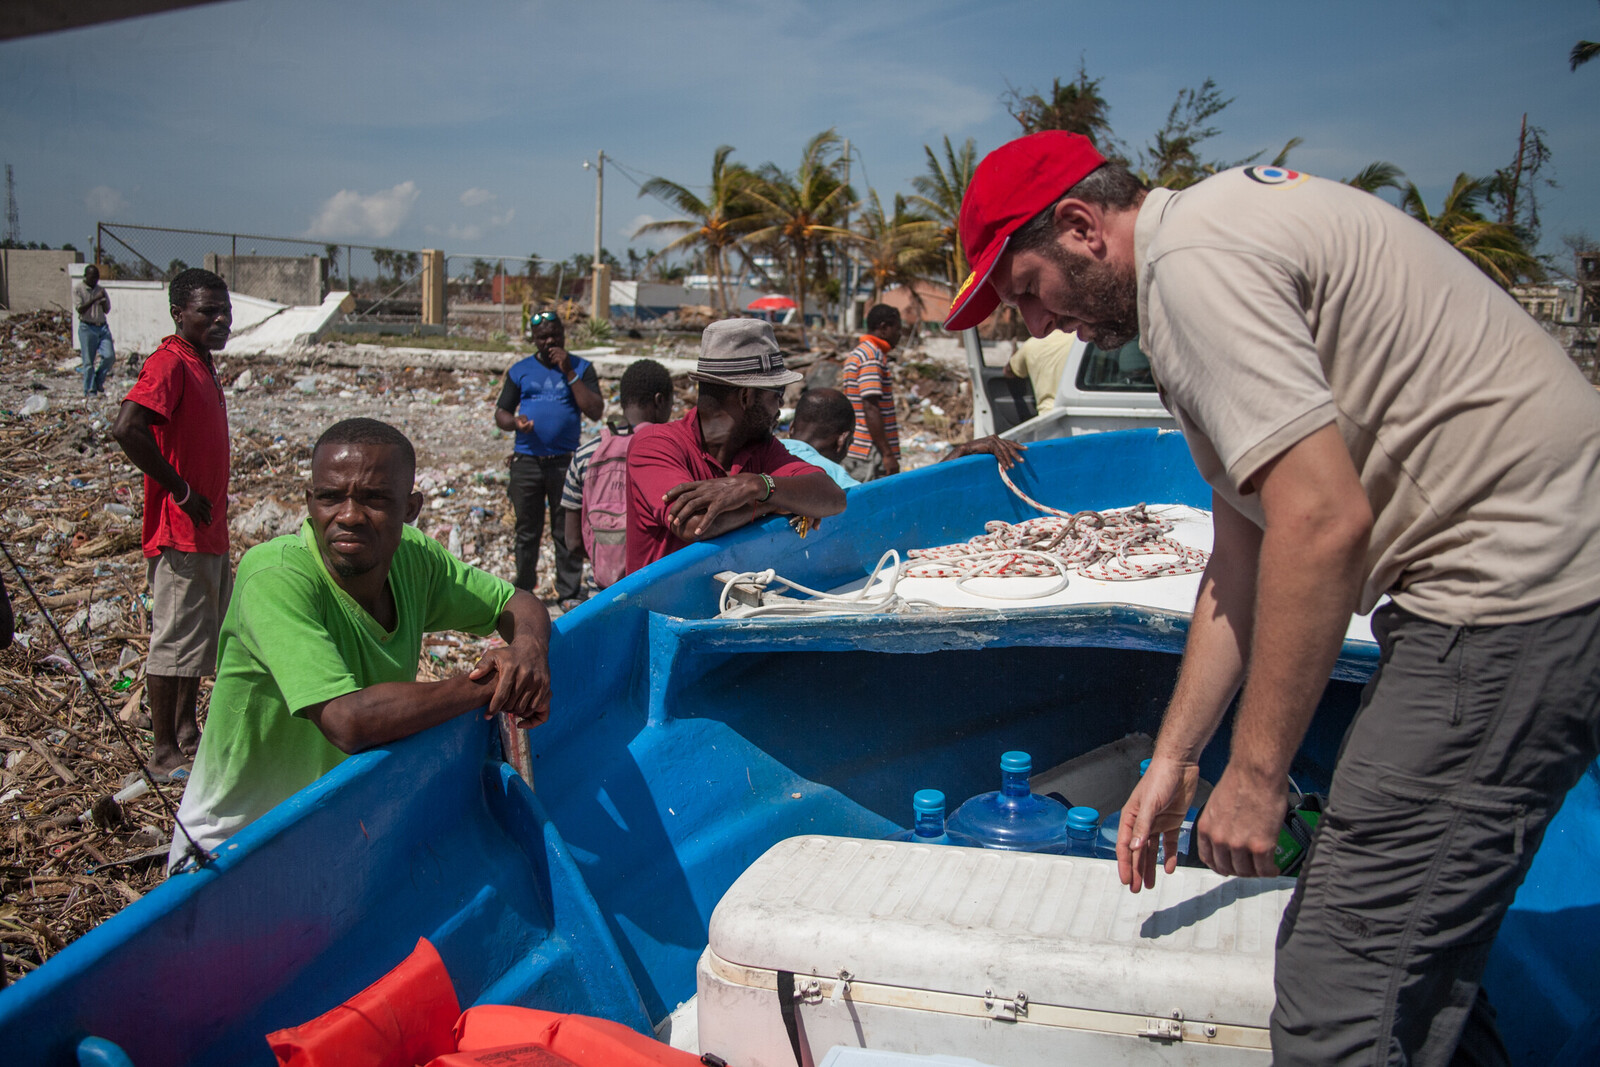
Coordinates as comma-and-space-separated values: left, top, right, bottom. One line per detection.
172, 521, 515, 861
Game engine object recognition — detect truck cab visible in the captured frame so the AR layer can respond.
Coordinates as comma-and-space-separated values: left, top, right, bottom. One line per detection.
963, 330, 1175, 441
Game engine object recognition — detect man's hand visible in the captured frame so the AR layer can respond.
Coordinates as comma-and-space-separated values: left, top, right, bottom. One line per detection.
945, 435, 1026, 470
1194, 765, 1286, 878
545, 346, 573, 376
1118, 754, 1199, 892
881, 454, 900, 476
665, 475, 760, 538
179, 489, 214, 527
513, 414, 535, 434
468, 643, 551, 729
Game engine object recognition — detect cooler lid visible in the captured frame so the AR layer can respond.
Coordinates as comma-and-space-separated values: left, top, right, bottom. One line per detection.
707, 835, 1293, 1028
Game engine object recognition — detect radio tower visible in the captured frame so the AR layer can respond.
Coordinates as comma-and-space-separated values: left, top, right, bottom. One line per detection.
3, 165, 18, 245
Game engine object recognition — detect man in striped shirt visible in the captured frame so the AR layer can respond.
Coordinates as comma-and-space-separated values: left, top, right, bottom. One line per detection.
840, 304, 903, 481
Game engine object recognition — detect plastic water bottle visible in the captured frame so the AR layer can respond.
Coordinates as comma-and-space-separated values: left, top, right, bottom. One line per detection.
946, 751, 1070, 852
887, 789, 953, 845
1064, 806, 1105, 857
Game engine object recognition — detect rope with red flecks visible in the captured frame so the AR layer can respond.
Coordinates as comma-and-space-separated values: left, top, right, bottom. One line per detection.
904, 468, 1210, 584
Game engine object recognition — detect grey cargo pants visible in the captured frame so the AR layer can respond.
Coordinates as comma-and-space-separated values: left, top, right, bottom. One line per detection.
1271, 599, 1600, 1065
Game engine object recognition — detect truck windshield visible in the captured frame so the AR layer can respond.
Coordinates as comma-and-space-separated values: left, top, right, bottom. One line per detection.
1078, 338, 1157, 392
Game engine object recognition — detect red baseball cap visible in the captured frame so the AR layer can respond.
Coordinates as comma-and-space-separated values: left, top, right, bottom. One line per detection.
943, 131, 1107, 331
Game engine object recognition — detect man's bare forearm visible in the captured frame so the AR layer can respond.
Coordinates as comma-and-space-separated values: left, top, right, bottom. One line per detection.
568, 377, 603, 421
495, 590, 550, 654
1153, 496, 1257, 763
862, 401, 891, 457
308, 673, 494, 754
112, 403, 185, 495
1228, 508, 1367, 783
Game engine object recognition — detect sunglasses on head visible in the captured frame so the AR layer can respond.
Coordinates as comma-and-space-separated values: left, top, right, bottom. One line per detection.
528, 311, 560, 327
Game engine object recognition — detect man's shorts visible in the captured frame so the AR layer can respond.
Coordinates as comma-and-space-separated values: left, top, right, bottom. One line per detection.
843, 445, 892, 483
145, 548, 232, 676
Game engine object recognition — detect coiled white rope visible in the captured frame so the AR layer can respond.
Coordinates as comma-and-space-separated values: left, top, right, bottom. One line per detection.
715, 466, 1210, 618
717, 549, 944, 618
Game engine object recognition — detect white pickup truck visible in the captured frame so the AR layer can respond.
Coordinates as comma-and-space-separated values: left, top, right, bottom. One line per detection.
961, 330, 1175, 441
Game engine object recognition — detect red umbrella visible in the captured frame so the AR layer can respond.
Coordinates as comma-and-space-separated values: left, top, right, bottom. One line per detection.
747, 294, 797, 311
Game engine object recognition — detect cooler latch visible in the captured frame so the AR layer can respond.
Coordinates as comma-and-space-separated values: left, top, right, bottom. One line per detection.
1140, 1009, 1184, 1041
983, 988, 1028, 1021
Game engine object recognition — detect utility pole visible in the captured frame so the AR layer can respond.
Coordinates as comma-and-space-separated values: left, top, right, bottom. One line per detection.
583, 150, 610, 321
4, 165, 19, 246
838, 140, 852, 333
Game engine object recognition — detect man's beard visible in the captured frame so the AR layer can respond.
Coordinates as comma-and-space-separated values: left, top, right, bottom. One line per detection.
742, 403, 777, 441
1040, 242, 1140, 349
330, 559, 374, 579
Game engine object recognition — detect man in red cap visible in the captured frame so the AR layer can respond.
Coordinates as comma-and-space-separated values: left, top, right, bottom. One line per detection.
948, 131, 1600, 1065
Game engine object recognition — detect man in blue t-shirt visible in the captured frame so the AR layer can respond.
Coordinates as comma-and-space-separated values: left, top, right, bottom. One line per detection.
494, 311, 603, 598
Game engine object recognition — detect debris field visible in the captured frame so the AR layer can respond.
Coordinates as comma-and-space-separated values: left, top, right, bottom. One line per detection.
0, 309, 974, 982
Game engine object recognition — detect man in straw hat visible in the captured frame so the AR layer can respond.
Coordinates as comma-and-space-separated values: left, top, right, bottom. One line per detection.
946, 130, 1600, 1064
625, 319, 846, 573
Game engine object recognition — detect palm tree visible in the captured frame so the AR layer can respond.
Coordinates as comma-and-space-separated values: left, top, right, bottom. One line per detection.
909, 135, 977, 292
1573, 3, 1598, 69
1003, 64, 1118, 149
1401, 174, 1543, 288
744, 130, 856, 348
855, 190, 942, 309
1344, 162, 1406, 195
634, 145, 758, 315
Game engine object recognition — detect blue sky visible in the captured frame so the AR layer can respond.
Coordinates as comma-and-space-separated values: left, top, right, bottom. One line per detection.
2, 0, 1595, 269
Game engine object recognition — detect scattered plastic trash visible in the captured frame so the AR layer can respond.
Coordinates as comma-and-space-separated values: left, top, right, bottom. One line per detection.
20, 394, 49, 415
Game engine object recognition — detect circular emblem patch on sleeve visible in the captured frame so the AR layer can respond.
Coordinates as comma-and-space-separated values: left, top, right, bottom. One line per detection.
1243, 165, 1310, 188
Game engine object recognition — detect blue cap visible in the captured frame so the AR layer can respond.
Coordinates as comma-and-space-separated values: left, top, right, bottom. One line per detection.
1067, 806, 1100, 831
913, 789, 946, 816
1001, 751, 1032, 774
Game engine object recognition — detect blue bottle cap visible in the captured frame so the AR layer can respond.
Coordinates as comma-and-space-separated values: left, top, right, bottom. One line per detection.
913, 789, 946, 815
1001, 751, 1032, 774
1067, 806, 1100, 831
1139, 758, 1152, 775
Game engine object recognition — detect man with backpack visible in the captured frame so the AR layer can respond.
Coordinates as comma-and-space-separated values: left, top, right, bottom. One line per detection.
560, 359, 675, 600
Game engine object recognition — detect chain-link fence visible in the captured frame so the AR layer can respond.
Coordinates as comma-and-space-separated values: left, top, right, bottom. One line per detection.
95, 222, 426, 321
442, 254, 596, 340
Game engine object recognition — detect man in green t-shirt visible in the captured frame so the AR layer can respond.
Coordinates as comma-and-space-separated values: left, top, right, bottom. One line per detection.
169, 418, 552, 871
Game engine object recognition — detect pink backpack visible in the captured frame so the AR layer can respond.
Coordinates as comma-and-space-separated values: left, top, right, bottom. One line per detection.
581, 424, 635, 588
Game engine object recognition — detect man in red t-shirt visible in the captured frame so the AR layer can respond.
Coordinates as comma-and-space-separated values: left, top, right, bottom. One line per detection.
625, 319, 846, 574
112, 268, 234, 782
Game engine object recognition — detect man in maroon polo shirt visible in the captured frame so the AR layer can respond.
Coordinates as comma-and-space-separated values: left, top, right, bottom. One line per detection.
625, 319, 846, 574
113, 268, 234, 782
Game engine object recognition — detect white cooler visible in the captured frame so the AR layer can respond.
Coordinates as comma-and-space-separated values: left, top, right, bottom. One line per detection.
697, 836, 1295, 1066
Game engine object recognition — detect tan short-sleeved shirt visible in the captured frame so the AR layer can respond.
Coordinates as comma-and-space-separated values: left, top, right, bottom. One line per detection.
1135, 168, 1600, 625
1006, 330, 1079, 412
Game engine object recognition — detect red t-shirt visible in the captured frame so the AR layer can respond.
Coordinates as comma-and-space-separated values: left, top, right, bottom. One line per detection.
625, 409, 822, 574
123, 334, 231, 557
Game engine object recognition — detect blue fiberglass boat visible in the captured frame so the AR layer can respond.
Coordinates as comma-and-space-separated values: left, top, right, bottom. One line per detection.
0, 429, 1595, 1065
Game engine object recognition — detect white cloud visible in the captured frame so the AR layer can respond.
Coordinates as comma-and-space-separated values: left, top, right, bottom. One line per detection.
305, 182, 419, 240
84, 186, 129, 219
490, 208, 515, 227
623, 213, 663, 241
460, 188, 497, 208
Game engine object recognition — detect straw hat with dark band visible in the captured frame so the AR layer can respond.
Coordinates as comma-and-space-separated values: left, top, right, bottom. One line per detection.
689, 319, 803, 389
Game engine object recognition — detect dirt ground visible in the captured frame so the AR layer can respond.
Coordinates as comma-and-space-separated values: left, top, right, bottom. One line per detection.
0, 310, 974, 984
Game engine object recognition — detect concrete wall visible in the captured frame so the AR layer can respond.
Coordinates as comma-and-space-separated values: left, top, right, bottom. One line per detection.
0, 248, 84, 311
203, 253, 326, 306
69, 263, 284, 356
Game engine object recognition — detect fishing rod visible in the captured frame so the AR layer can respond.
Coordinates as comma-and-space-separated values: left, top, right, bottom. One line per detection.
0, 539, 211, 870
